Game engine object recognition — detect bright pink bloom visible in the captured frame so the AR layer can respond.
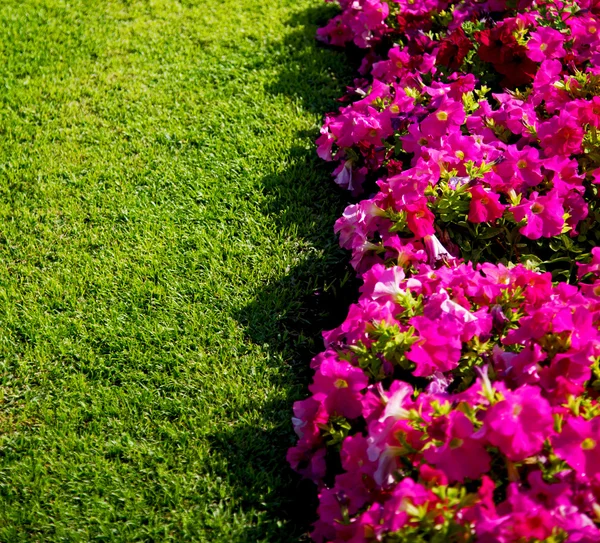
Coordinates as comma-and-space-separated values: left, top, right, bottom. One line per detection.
576, 96, 600, 128
406, 315, 462, 376
538, 110, 585, 157
419, 98, 465, 138
494, 145, 543, 190
405, 198, 435, 238
484, 385, 554, 461
360, 264, 405, 303
578, 247, 600, 279
309, 358, 368, 419
468, 185, 505, 223
532, 59, 563, 106
423, 411, 491, 482
552, 416, 600, 479
511, 190, 565, 239
526, 27, 566, 62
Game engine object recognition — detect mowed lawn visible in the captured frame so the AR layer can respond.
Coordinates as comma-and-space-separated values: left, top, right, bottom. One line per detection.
0, 1, 353, 541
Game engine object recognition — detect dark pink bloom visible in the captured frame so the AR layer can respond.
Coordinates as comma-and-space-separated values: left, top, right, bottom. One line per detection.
316, 16, 353, 47
341, 434, 376, 476
312, 486, 352, 542
381, 479, 434, 533
532, 59, 563, 106
323, 298, 394, 346
332, 160, 368, 194
371, 46, 411, 81
492, 484, 558, 542
291, 396, 329, 442
351, 0, 389, 38
563, 190, 589, 233
287, 444, 326, 483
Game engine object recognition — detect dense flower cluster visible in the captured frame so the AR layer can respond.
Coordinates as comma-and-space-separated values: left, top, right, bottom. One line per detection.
317, 0, 600, 277
289, 261, 600, 541
289, 0, 600, 542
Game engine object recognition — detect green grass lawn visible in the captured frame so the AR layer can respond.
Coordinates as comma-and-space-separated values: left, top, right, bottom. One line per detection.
0, 1, 354, 540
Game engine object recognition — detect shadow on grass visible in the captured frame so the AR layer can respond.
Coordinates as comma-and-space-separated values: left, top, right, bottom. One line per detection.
207, 5, 362, 543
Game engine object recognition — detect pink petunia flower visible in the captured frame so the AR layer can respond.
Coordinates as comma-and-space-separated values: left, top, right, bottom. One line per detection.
538, 110, 585, 157
423, 411, 491, 482
552, 416, 600, 479
526, 27, 567, 62
511, 190, 565, 239
468, 185, 506, 223
309, 357, 369, 419
405, 198, 435, 238
483, 385, 554, 461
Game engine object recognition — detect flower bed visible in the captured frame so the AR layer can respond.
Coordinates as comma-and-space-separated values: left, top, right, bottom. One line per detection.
289, 0, 600, 541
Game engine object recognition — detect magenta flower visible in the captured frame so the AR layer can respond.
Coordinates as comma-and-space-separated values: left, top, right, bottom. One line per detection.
576, 96, 600, 128
484, 385, 554, 461
538, 110, 584, 157
493, 484, 558, 542
316, 16, 352, 47
381, 479, 434, 533
423, 411, 491, 482
532, 59, 563, 106
419, 98, 465, 139
312, 486, 350, 542
578, 247, 600, 279
352, 0, 389, 38
405, 198, 435, 238
309, 357, 368, 419
291, 396, 329, 442
468, 185, 505, 223
360, 264, 407, 305
495, 145, 543, 190
511, 190, 565, 239
287, 444, 327, 483
372, 46, 412, 81
406, 314, 462, 376
552, 416, 600, 479
526, 27, 566, 62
